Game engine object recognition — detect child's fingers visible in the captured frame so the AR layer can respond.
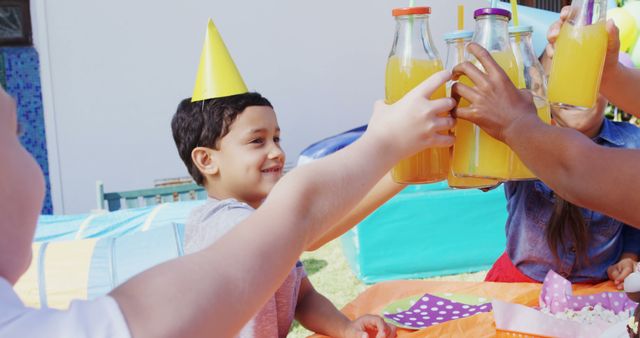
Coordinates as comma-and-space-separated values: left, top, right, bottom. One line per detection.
547, 6, 569, 45
545, 44, 555, 60
351, 330, 367, 338
618, 265, 633, 281
546, 21, 562, 45
359, 315, 387, 338
426, 97, 457, 117
430, 115, 456, 133
372, 318, 387, 338
607, 265, 617, 280
388, 324, 397, 337
560, 6, 571, 20
407, 70, 452, 101
606, 20, 621, 52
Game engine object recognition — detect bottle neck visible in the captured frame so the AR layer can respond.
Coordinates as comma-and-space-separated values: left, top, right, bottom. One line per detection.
391, 15, 439, 60
511, 31, 547, 96
511, 31, 539, 69
473, 15, 511, 53
510, 31, 533, 49
444, 38, 471, 71
570, 0, 607, 26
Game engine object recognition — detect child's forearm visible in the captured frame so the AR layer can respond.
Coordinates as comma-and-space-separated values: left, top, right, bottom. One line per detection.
601, 64, 640, 117
306, 172, 406, 251
295, 280, 351, 337
108, 71, 454, 338
109, 133, 402, 338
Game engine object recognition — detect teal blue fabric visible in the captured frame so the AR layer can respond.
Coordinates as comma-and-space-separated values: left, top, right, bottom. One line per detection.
34, 200, 205, 242
341, 182, 508, 284
82, 224, 185, 301
32, 202, 201, 303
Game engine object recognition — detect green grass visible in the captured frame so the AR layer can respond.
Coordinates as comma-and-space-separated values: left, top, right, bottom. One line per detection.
287, 239, 487, 338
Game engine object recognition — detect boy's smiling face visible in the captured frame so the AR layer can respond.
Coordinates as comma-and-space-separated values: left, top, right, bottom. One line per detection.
212, 106, 285, 207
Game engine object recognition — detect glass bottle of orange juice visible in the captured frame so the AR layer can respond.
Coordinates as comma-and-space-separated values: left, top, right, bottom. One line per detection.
547, 0, 607, 110
508, 25, 552, 180
385, 6, 448, 184
451, 8, 519, 180
444, 30, 499, 189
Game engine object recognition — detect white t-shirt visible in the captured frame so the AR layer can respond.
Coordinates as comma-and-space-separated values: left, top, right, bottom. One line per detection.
184, 198, 307, 338
0, 278, 131, 338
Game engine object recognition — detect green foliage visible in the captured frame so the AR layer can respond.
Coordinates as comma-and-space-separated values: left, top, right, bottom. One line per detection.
301, 258, 328, 276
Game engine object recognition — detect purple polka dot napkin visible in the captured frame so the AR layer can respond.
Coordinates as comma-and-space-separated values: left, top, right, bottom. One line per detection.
383, 294, 492, 329
539, 270, 637, 314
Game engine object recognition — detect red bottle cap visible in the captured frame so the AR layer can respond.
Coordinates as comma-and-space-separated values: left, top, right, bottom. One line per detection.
392, 7, 431, 17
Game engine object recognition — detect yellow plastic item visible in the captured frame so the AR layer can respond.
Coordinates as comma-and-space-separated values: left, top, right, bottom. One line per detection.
192, 19, 248, 102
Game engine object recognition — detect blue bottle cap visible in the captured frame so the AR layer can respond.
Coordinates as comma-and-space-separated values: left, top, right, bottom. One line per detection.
443, 30, 474, 41
508, 25, 533, 34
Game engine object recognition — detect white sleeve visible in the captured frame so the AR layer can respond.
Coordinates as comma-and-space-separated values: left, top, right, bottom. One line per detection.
0, 296, 131, 338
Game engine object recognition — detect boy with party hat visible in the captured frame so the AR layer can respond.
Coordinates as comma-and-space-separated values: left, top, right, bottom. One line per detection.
0, 49, 455, 337
171, 19, 447, 337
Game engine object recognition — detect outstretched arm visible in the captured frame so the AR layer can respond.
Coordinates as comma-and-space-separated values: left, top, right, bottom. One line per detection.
452, 43, 640, 227
110, 71, 456, 338
306, 172, 405, 251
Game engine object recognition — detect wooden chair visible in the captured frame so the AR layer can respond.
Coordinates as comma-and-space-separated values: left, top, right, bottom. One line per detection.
96, 181, 207, 211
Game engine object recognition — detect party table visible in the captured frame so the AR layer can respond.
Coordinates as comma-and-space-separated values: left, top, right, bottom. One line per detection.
311, 279, 618, 337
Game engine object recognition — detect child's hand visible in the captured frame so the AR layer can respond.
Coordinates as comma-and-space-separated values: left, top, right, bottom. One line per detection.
546, 6, 621, 82
608, 257, 637, 290
342, 315, 397, 338
367, 71, 456, 162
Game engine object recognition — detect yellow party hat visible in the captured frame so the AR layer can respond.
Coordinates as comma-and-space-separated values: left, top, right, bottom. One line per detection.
191, 19, 248, 102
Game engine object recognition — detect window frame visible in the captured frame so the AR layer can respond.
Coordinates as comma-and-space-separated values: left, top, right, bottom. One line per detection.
0, 0, 32, 46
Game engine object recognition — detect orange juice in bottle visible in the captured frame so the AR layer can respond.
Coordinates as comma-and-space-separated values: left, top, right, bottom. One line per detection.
443, 29, 499, 189
508, 25, 552, 180
451, 8, 518, 181
385, 6, 449, 184
547, 0, 607, 110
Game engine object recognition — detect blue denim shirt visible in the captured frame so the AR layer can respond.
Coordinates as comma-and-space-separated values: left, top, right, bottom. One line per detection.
505, 119, 640, 283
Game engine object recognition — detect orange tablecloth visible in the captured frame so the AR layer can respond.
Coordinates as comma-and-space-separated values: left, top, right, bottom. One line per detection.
312, 280, 618, 337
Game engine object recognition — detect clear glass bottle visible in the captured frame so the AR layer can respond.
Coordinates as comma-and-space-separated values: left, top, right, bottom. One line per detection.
547, 0, 608, 110
509, 25, 552, 180
451, 8, 518, 181
385, 7, 448, 184
443, 30, 500, 189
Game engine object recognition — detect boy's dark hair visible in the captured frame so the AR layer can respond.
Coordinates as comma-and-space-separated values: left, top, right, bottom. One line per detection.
171, 92, 272, 185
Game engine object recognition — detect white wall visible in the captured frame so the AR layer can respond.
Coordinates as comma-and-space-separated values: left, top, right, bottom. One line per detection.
35, 0, 484, 214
